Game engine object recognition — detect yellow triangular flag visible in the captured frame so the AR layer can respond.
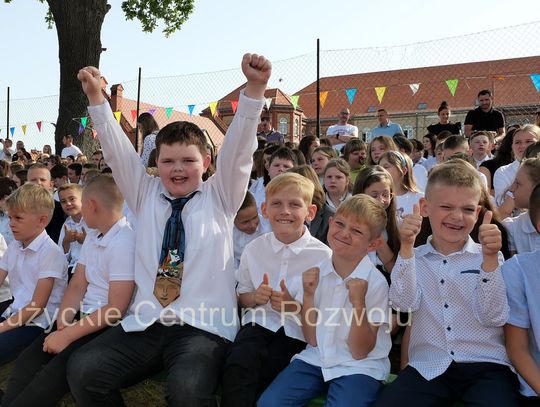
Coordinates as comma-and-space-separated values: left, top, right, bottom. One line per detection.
209, 101, 218, 117
114, 111, 121, 123
21, 125, 27, 135
375, 87, 386, 104
319, 91, 328, 108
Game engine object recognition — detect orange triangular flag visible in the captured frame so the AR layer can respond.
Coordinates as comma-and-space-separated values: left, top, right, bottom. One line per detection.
319, 91, 328, 108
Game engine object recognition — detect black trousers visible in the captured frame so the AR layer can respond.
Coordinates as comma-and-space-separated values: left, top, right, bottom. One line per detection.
373, 361, 520, 407
221, 324, 306, 407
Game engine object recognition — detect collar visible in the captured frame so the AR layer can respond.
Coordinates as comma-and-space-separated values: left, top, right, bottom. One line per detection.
320, 255, 375, 282
18, 229, 49, 252
269, 226, 312, 255
95, 217, 128, 247
159, 186, 201, 203
477, 106, 494, 114
378, 120, 393, 128
417, 235, 479, 257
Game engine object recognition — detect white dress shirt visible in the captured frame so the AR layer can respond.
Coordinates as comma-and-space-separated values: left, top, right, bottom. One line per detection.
0, 234, 11, 303
88, 91, 264, 341
0, 230, 67, 328
57, 217, 88, 269
236, 227, 332, 341
78, 217, 135, 315
233, 218, 264, 269
503, 212, 540, 254
390, 236, 510, 380
493, 159, 520, 206
293, 256, 391, 381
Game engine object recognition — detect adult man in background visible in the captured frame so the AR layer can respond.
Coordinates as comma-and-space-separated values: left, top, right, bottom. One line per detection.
61, 134, 82, 158
326, 107, 359, 151
257, 116, 285, 144
464, 89, 505, 138
369, 108, 404, 140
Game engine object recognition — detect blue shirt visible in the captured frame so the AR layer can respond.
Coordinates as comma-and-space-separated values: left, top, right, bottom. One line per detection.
502, 250, 540, 397
369, 121, 404, 141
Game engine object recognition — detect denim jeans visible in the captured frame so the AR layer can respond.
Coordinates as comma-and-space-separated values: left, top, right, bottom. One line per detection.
67, 322, 230, 407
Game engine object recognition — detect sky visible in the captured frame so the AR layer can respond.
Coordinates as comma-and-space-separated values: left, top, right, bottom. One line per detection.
0, 0, 539, 149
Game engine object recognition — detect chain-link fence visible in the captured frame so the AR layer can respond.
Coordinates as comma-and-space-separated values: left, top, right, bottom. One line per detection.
2, 21, 540, 154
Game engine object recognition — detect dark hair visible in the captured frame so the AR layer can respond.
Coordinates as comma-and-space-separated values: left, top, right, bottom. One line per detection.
298, 135, 319, 163
530, 184, 540, 227
422, 133, 437, 158
67, 163, 82, 176
0, 177, 17, 200
443, 135, 468, 151
48, 155, 62, 167
436, 130, 453, 142
342, 139, 366, 161
239, 191, 256, 212
14, 169, 27, 185
155, 121, 207, 158
492, 127, 517, 165
260, 144, 281, 185
291, 149, 306, 166
264, 147, 298, 185
393, 135, 414, 155
50, 164, 68, 179
148, 149, 157, 168
64, 134, 73, 140
411, 139, 424, 152
82, 163, 97, 170
525, 141, 540, 159
478, 89, 492, 98
438, 101, 449, 114
101, 167, 112, 174
137, 112, 160, 139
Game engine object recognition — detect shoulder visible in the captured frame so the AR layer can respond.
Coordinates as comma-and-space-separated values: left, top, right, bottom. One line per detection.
502, 251, 539, 279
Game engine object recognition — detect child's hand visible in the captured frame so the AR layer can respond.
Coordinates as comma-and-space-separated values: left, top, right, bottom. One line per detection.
478, 211, 501, 257
303, 267, 320, 297
254, 273, 272, 306
399, 204, 422, 246
63, 225, 77, 244
242, 53, 271, 100
43, 329, 73, 354
76, 227, 87, 244
347, 278, 368, 307
270, 279, 294, 312
77, 66, 105, 105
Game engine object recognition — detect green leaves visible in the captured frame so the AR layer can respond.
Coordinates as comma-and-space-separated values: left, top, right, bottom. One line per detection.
121, 0, 195, 37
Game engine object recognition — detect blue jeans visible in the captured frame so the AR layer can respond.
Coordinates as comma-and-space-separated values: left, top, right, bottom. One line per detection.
67, 322, 230, 407
257, 359, 382, 407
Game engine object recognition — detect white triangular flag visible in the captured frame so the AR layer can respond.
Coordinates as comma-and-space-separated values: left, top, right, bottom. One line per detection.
409, 83, 420, 95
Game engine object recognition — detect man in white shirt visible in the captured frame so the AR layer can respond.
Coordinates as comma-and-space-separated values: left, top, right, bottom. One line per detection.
326, 108, 359, 152
60, 134, 82, 158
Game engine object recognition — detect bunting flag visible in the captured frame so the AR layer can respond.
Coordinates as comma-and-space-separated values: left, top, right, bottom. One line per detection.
36, 121, 42, 132
187, 104, 195, 116
265, 97, 272, 110
131, 109, 137, 121
530, 74, 540, 92
165, 107, 173, 119
114, 111, 122, 123
21, 125, 27, 135
375, 87, 386, 104
319, 91, 328, 108
209, 101, 218, 117
409, 83, 420, 95
148, 108, 156, 116
81, 117, 88, 129
231, 100, 238, 113
9, 127, 14, 137
290, 95, 299, 109
445, 79, 459, 96
78, 124, 84, 135
492, 75, 505, 81
345, 88, 357, 105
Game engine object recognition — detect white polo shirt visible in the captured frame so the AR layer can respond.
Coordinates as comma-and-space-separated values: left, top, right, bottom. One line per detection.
494, 159, 520, 206
88, 91, 265, 341
293, 256, 391, 382
78, 217, 135, 314
58, 217, 88, 269
236, 227, 332, 341
503, 212, 540, 254
0, 234, 11, 303
61, 145, 82, 158
0, 230, 67, 328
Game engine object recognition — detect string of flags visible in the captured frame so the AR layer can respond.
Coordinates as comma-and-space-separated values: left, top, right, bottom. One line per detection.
3, 73, 539, 137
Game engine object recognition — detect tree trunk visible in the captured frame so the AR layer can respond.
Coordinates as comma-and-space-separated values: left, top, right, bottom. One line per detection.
47, 0, 110, 155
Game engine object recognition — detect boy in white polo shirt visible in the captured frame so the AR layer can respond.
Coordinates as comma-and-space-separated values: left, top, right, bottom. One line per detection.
0, 183, 67, 367
68, 53, 271, 406
3, 175, 136, 406
375, 162, 519, 406
259, 194, 391, 407
222, 173, 332, 407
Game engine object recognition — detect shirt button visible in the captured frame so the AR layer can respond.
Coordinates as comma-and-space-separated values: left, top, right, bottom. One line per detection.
450, 351, 455, 356
447, 326, 451, 331
482, 278, 488, 283
444, 303, 449, 308
443, 260, 447, 265
440, 279, 445, 284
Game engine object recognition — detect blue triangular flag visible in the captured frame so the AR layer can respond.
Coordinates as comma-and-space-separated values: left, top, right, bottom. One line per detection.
9, 127, 15, 137
188, 104, 195, 116
530, 74, 540, 92
345, 88, 357, 105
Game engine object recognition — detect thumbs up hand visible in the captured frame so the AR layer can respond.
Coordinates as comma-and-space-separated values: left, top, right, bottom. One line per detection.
270, 279, 293, 312
399, 204, 423, 258
254, 273, 272, 306
478, 211, 502, 268
303, 268, 320, 298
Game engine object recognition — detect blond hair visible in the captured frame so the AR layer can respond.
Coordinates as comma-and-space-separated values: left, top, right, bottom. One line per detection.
83, 174, 124, 211
58, 183, 83, 195
335, 194, 387, 240
426, 160, 482, 199
380, 150, 419, 193
288, 165, 325, 210
266, 172, 314, 206
6, 183, 54, 219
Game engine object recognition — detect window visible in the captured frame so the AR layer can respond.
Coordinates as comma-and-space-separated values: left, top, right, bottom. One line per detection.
367, 106, 377, 113
417, 102, 427, 110
294, 117, 300, 137
403, 125, 414, 139
279, 117, 288, 135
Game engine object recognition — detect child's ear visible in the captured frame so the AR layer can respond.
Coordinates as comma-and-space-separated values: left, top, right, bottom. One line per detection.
367, 234, 383, 252
202, 153, 211, 171
261, 202, 269, 219
419, 197, 428, 217
305, 203, 317, 222
39, 213, 50, 227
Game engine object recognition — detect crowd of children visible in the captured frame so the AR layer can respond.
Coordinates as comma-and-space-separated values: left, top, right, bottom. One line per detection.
0, 53, 538, 407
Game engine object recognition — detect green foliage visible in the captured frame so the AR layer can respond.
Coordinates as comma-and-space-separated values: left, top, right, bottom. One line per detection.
121, 0, 195, 37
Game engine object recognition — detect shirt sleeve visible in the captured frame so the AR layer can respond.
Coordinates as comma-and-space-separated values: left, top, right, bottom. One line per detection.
464, 110, 474, 126
107, 232, 136, 281
497, 111, 506, 129
235, 248, 256, 295
389, 255, 421, 312
365, 276, 390, 325
38, 246, 68, 280
502, 256, 530, 328
77, 236, 88, 267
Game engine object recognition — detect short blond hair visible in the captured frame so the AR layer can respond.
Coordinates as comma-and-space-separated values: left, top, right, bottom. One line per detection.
83, 174, 124, 211
266, 172, 314, 206
426, 160, 482, 199
335, 194, 387, 240
58, 183, 83, 196
6, 183, 54, 219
